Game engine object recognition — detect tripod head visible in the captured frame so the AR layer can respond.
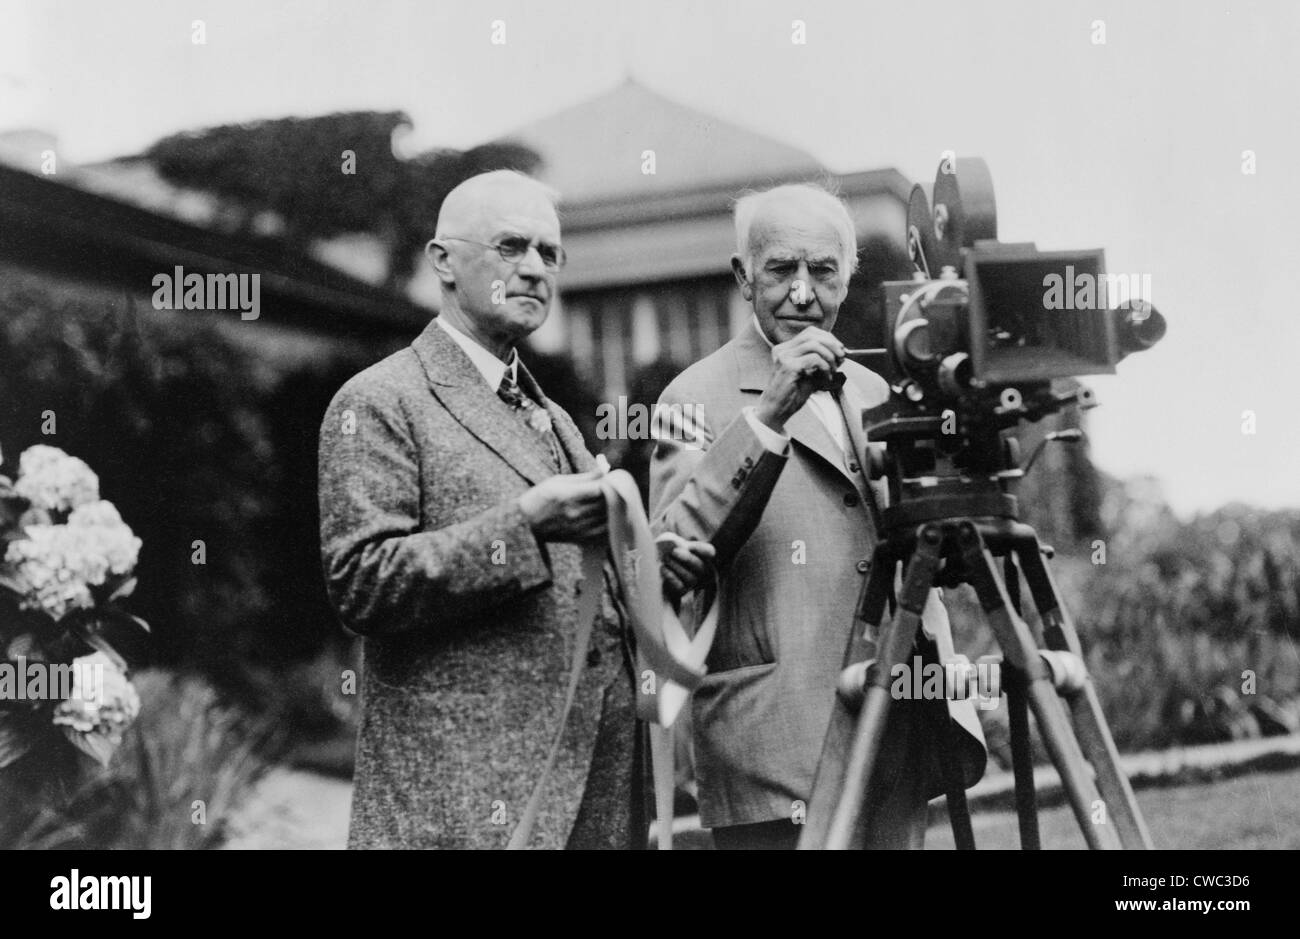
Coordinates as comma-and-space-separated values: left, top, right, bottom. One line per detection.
848, 158, 1166, 533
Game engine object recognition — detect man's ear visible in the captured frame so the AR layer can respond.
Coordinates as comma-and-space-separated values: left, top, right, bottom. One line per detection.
730, 255, 752, 301
426, 239, 455, 286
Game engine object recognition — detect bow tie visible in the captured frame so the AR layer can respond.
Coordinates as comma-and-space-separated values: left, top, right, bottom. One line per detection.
808, 370, 847, 394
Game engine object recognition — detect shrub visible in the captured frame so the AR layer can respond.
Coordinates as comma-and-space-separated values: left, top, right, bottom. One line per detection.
10, 670, 275, 849
0, 264, 372, 681
1079, 499, 1300, 750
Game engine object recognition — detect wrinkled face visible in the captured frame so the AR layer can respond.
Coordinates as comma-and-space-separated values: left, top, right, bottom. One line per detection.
441, 187, 562, 344
736, 199, 851, 345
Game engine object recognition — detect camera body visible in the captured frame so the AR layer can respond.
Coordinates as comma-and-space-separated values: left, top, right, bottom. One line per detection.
849, 158, 1165, 530
860, 158, 1164, 405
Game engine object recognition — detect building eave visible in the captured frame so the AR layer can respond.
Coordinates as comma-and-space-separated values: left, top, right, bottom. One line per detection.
0, 165, 428, 337
557, 167, 913, 232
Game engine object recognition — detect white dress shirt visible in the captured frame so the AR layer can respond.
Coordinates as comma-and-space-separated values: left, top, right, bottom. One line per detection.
437, 315, 518, 391
743, 315, 847, 454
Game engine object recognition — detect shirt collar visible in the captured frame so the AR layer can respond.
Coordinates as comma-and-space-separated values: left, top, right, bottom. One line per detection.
437, 315, 518, 390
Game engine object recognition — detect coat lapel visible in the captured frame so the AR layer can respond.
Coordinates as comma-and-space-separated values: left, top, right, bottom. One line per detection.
734, 322, 856, 487
519, 361, 595, 473
838, 376, 889, 517
786, 406, 852, 483
838, 374, 872, 461
410, 319, 557, 486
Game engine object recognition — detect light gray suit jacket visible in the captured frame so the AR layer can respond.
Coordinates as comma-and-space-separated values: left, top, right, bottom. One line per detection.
318, 319, 633, 849
651, 322, 983, 829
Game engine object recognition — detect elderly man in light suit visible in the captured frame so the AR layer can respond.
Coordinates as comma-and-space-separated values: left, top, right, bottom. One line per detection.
319, 170, 710, 849
651, 183, 984, 850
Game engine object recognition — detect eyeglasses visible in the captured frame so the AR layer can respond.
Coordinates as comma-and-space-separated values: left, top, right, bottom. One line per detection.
438, 235, 567, 271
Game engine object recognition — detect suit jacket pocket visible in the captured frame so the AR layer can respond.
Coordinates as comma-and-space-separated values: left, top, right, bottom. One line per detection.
705, 590, 775, 673
693, 661, 779, 737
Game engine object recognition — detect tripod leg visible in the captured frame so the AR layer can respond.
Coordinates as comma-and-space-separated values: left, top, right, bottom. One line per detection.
857, 547, 894, 628
798, 549, 895, 849
1017, 542, 1154, 849
933, 690, 976, 850
822, 526, 943, 850
957, 523, 1121, 849
1004, 667, 1041, 849
1003, 556, 1041, 850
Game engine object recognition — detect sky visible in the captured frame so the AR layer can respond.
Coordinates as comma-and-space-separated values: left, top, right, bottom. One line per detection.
3, 0, 1299, 517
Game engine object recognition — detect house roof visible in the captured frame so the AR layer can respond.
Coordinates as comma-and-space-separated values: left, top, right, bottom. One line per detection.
0, 164, 428, 337
491, 80, 912, 291
499, 79, 827, 205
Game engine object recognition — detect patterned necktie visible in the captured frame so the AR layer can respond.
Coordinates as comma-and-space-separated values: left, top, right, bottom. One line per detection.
497, 369, 564, 470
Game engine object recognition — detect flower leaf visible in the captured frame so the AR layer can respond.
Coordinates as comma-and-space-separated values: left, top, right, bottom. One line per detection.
107, 576, 137, 601
0, 474, 29, 518
60, 725, 118, 767
0, 570, 28, 595
0, 711, 39, 769
69, 619, 129, 673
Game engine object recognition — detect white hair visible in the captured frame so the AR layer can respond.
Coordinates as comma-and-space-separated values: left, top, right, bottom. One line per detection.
733, 183, 859, 280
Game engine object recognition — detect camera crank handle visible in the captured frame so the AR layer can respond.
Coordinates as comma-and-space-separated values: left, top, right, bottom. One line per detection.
842, 347, 893, 376
1022, 428, 1085, 475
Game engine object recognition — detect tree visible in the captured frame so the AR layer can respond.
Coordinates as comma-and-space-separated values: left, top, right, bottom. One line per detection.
145, 113, 541, 289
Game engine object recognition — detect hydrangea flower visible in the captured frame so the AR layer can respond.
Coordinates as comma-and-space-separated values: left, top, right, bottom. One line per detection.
68, 500, 142, 579
52, 651, 142, 761
12, 445, 99, 514
3, 500, 141, 621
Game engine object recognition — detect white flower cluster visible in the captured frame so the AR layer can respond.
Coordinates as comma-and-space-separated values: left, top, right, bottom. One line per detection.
12, 445, 99, 514
52, 651, 141, 743
4, 499, 142, 621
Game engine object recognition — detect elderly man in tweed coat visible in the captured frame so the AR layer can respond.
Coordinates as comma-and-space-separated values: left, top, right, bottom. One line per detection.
318, 170, 710, 849
650, 184, 984, 850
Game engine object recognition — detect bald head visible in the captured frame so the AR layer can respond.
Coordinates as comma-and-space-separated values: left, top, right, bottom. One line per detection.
435, 170, 559, 242
426, 170, 564, 359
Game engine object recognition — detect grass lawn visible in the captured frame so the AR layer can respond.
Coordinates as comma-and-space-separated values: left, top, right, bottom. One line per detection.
222, 764, 1300, 849
925, 767, 1300, 850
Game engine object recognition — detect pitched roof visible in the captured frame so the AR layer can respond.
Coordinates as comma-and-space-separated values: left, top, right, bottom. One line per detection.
498, 78, 825, 205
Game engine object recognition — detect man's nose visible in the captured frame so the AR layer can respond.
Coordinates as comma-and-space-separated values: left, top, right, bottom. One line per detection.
514, 244, 547, 278
790, 264, 815, 307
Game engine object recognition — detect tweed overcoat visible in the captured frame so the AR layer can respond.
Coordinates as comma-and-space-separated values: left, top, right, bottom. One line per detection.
650, 322, 985, 830
318, 318, 639, 849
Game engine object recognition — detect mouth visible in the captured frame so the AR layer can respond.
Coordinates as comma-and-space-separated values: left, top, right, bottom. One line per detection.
508, 294, 546, 306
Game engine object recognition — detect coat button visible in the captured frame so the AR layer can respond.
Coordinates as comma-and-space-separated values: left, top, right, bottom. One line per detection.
848, 462, 860, 473
843, 492, 860, 507
856, 559, 870, 574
